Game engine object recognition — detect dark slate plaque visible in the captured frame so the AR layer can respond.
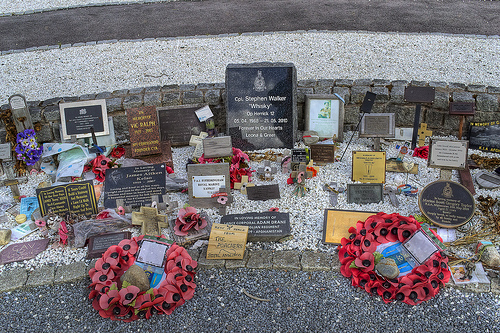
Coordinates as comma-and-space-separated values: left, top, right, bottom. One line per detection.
292, 148, 308, 163
220, 212, 291, 242
310, 144, 335, 164
36, 180, 98, 217
468, 121, 500, 153
0, 239, 50, 265
419, 180, 475, 228
103, 163, 166, 208
404, 87, 435, 103
158, 104, 206, 146
226, 62, 297, 150
59, 100, 108, 139
246, 184, 281, 201
347, 184, 383, 204
87, 231, 131, 259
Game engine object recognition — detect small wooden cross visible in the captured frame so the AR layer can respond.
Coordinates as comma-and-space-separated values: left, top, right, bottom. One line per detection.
384, 187, 400, 208
211, 187, 233, 215
132, 206, 169, 236
417, 123, 432, 147
151, 194, 178, 214
189, 132, 208, 158
233, 175, 255, 195
290, 163, 313, 184
257, 160, 277, 181
323, 182, 344, 206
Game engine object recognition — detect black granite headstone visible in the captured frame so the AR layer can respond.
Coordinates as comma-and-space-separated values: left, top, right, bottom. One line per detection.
226, 62, 297, 150
220, 212, 291, 242
419, 180, 475, 228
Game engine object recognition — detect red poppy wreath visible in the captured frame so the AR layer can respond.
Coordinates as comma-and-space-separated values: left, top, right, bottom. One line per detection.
338, 212, 450, 305
88, 235, 197, 321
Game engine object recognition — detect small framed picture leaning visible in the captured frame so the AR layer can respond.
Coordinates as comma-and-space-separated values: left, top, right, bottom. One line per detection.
305, 94, 345, 141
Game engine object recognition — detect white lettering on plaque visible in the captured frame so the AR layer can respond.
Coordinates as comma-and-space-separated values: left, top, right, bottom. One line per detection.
192, 175, 226, 198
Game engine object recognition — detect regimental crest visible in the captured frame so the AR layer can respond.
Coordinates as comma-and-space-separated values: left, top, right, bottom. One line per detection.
443, 182, 453, 198
253, 70, 266, 92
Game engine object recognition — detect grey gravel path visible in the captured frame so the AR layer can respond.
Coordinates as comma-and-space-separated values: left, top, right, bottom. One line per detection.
1, 268, 499, 333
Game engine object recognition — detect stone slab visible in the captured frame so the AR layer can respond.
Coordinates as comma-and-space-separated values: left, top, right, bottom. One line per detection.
26, 265, 55, 287
273, 251, 300, 270
225, 250, 249, 269
197, 247, 225, 269
246, 250, 273, 269
301, 251, 332, 271
0, 268, 28, 292
54, 261, 87, 283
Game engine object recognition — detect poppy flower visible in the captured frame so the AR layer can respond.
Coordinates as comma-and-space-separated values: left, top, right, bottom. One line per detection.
174, 279, 196, 300
361, 233, 377, 253
161, 284, 184, 304
363, 214, 386, 231
91, 155, 112, 182
118, 285, 140, 306
340, 257, 355, 278
354, 252, 374, 272
95, 256, 119, 275
174, 207, 207, 236
135, 293, 154, 319
103, 246, 123, 262
338, 246, 355, 265
269, 207, 279, 212
166, 267, 196, 289
110, 146, 125, 158
154, 300, 178, 315
118, 239, 138, 256
91, 269, 115, 286
377, 283, 397, 304
397, 223, 418, 242
351, 271, 371, 289
99, 289, 121, 310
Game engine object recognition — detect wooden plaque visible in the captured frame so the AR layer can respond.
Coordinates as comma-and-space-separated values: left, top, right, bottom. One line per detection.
207, 223, 248, 260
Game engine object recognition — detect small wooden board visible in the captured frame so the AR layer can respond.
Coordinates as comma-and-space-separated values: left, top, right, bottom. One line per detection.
386, 160, 419, 174
207, 223, 248, 260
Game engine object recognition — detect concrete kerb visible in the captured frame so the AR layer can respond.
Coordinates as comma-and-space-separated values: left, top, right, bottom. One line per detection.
0, 249, 497, 295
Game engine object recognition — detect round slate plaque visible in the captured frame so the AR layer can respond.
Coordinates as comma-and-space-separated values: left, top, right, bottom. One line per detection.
418, 180, 475, 228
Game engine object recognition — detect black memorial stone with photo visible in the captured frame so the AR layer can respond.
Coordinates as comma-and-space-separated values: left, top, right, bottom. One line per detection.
103, 164, 166, 208
419, 180, 475, 228
226, 63, 296, 150
220, 212, 291, 242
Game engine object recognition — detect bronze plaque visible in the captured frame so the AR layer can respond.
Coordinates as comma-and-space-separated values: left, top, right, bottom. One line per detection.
449, 102, 475, 116
419, 180, 475, 228
310, 144, 335, 164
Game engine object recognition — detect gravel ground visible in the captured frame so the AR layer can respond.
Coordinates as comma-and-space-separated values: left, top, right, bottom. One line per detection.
1, 31, 500, 102
0, 268, 499, 333
0, 0, 177, 15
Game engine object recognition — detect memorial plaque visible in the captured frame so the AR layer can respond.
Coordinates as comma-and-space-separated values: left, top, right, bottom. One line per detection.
419, 180, 475, 228
386, 160, 419, 174
347, 184, 383, 204
87, 231, 131, 258
203, 136, 233, 158
449, 102, 475, 116
360, 91, 377, 113
352, 151, 386, 183
207, 223, 248, 260
220, 212, 291, 242
428, 139, 468, 170
404, 87, 435, 103
59, 99, 109, 140
310, 144, 335, 164
123, 141, 173, 169
246, 184, 281, 201
359, 113, 395, 138
127, 106, 161, 157
9, 94, 34, 133
304, 94, 344, 141
188, 163, 230, 208
103, 164, 166, 208
323, 209, 377, 244
292, 148, 308, 163
36, 180, 98, 217
226, 62, 297, 150
475, 171, 500, 189
469, 121, 500, 153
0, 239, 50, 265
158, 104, 206, 146
0, 143, 11, 160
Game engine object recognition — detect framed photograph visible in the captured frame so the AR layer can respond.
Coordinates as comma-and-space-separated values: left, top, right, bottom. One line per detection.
59, 99, 109, 140
305, 94, 344, 141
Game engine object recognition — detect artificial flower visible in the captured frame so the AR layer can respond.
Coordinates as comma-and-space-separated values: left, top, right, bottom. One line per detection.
99, 289, 121, 310
118, 285, 140, 306
413, 146, 429, 159
354, 252, 375, 272
118, 239, 138, 256
110, 146, 125, 158
174, 207, 207, 236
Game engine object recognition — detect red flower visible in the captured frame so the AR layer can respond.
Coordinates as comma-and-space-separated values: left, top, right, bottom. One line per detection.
118, 285, 140, 306
110, 146, 125, 158
174, 207, 207, 236
397, 222, 418, 242
118, 239, 138, 256
413, 146, 429, 159
99, 289, 121, 310
166, 166, 174, 174
91, 155, 112, 182
95, 256, 119, 275
354, 252, 374, 272
91, 269, 115, 286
